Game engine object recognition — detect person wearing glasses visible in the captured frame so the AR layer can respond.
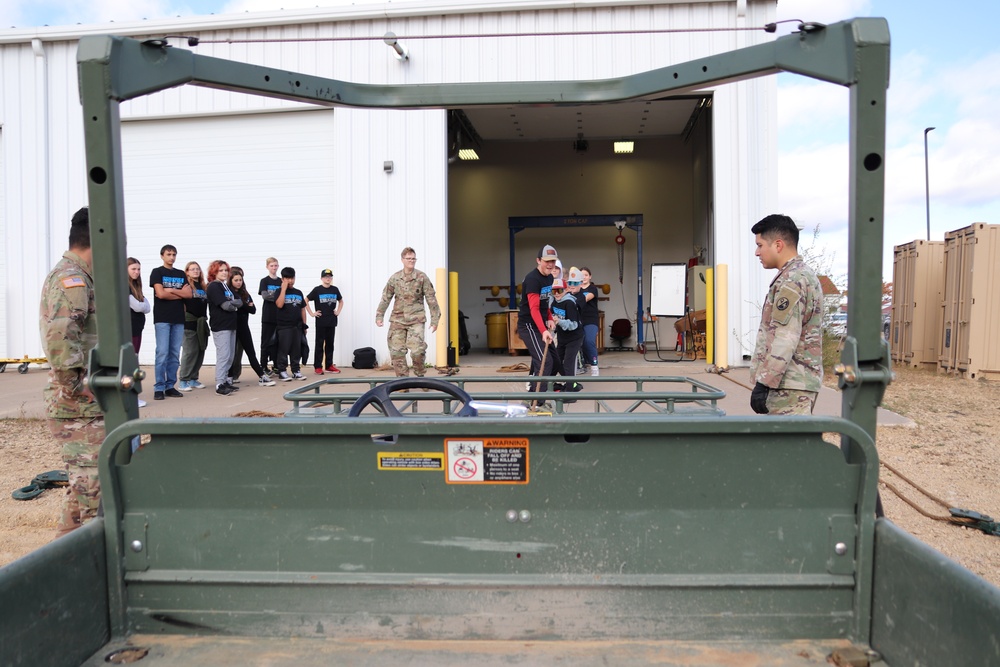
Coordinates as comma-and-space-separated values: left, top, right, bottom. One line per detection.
375, 247, 441, 378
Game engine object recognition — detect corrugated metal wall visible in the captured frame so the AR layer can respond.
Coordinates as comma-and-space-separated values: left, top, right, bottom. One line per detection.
0, 0, 776, 363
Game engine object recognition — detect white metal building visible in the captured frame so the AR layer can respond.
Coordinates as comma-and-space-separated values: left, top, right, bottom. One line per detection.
0, 0, 777, 368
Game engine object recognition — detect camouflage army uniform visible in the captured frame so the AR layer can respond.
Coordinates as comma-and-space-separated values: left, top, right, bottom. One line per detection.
750, 255, 823, 415
376, 269, 441, 377
39, 250, 104, 535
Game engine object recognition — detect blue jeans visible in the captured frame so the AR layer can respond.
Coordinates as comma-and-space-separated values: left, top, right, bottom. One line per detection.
154, 322, 184, 392
582, 323, 599, 366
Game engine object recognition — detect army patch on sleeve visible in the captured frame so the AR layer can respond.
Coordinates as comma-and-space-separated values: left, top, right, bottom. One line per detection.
771, 285, 801, 326
61, 276, 86, 288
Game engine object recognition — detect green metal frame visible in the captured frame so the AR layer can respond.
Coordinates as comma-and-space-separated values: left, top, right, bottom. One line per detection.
282, 376, 727, 416
74, 18, 893, 653
78, 19, 892, 442
98, 416, 879, 643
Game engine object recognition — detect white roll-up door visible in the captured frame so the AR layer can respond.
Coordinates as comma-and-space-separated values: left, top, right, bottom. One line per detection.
121, 109, 336, 366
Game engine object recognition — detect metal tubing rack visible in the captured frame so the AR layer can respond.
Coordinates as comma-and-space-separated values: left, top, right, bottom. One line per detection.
283, 375, 726, 417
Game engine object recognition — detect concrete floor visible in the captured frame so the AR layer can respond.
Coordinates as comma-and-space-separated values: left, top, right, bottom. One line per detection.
1, 347, 909, 425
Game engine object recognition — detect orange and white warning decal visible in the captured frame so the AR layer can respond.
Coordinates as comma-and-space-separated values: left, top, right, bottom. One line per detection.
444, 438, 529, 484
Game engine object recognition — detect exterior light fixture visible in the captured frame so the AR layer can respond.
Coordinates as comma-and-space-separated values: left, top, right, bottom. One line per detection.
614, 141, 634, 154
383, 32, 409, 61
459, 149, 480, 160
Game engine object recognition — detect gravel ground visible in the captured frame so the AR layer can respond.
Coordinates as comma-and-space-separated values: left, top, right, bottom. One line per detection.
2, 365, 998, 587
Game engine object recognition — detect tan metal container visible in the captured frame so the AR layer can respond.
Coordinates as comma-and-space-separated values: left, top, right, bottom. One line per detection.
890, 240, 945, 368
485, 312, 509, 351
939, 223, 1000, 379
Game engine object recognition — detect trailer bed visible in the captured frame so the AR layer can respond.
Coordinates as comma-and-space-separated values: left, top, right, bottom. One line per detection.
85, 636, 872, 666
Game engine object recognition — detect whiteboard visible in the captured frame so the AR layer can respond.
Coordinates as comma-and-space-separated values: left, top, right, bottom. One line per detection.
649, 263, 686, 317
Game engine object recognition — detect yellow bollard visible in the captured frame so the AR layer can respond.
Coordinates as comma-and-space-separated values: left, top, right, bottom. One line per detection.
716, 264, 728, 370
436, 268, 448, 367
705, 268, 714, 366
449, 272, 459, 367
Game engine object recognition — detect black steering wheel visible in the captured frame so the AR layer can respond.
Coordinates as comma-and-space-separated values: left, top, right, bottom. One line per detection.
347, 378, 478, 417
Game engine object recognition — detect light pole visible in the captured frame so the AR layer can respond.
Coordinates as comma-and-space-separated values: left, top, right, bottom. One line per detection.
924, 127, 935, 241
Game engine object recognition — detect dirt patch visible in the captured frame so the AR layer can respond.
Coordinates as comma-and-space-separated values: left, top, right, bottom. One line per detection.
2, 367, 998, 587
875, 366, 1000, 583
0, 419, 63, 565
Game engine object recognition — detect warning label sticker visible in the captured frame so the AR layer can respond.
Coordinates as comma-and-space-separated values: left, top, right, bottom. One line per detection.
445, 438, 529, 484
378, 452, 444, 471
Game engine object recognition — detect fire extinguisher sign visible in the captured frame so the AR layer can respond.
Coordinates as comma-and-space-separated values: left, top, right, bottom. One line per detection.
445, 438, 529, 484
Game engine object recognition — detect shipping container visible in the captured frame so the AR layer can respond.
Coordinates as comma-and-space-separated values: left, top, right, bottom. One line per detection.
939, 223, 1000, 379
890, 239, 945, 368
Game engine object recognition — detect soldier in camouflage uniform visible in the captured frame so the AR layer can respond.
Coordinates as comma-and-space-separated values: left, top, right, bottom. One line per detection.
39, 206, 105, 536
375, 247, 441, 377
749, 214, 823, 415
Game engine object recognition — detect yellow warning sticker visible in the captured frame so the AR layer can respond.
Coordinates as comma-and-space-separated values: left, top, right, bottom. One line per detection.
445, 438, 529, 484
377, 452, 444, 471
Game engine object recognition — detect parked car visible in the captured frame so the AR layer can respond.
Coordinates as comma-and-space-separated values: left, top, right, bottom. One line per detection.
826, 311, 847, 336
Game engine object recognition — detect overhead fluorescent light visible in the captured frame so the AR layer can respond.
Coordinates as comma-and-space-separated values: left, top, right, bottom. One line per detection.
614, 141, 634, 154
459, 149, 480, 160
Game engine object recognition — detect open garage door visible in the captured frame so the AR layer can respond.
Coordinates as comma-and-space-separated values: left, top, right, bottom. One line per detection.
121, 109, 336, 366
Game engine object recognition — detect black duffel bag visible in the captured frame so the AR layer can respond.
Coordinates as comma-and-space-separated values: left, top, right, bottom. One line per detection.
352, 347, 378, 369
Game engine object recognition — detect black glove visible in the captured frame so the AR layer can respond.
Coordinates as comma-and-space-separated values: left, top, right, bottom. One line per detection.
750, 382, 770, 414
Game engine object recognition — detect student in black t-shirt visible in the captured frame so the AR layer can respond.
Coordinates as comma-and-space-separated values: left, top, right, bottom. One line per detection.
149, 244, 192, 400
579, 266, 601, 375
551, 269, 585, 399
306, 269, 344, 374
274, 267, 308, 381
258, 257, 281, 372
517, 244, 558, 405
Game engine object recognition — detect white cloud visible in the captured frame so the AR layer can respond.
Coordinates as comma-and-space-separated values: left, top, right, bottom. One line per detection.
220, 0, 389, 13
8, 0, 216, 27
777, 81, 847, 136
778, 27, 1000, 282
774, 0, 870, 31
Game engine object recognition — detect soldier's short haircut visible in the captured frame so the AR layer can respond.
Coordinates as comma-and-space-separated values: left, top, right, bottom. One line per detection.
69, 207, 91, 249
160, 244, 178, 256
751, 214, 799, 248
401, 247, 416, 258
281, 267, 296, 279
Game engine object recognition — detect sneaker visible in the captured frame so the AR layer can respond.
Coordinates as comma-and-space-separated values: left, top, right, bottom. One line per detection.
228, 377, 240, 385
177, 380, 193, 392
164, 388, 184, 398
137, 398, 147, 408
190, 381, 206, 390
590, 366, 599, 377
278, 371, 293, 382
314, 368, 324, 375
153, 391, 165, 401
293, 371, 306, 381
325, 365, 341, 374
258, 374, 276, 387
216, 384, 234, 395
225, 382, 240, 392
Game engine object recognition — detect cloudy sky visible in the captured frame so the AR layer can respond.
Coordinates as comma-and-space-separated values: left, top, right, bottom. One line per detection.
8, 0, 999, 283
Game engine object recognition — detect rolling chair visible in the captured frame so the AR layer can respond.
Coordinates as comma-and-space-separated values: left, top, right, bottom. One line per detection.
607, 318, 633, 351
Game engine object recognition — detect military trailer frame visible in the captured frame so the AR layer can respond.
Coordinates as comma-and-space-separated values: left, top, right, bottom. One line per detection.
3, 17, 1000, 667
